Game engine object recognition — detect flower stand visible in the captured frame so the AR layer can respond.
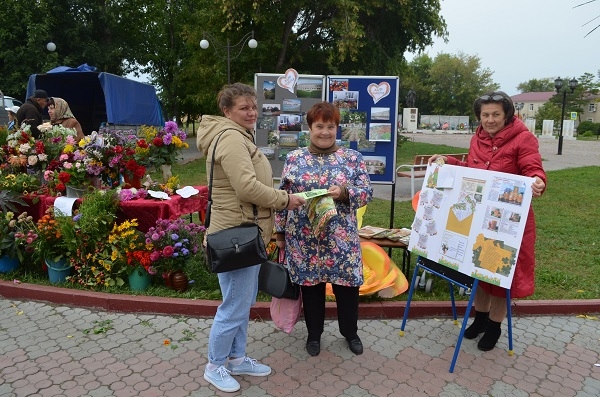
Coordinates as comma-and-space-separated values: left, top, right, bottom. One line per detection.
45, 257, 72, 284
123, 174, 142, 189
66, 185, 86, 198
164, 270, 189, 292
0, 255, 20, 273
160, 164, 172, 182
128, 267, 152, 291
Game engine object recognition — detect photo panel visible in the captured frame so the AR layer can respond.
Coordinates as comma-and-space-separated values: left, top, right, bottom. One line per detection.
371, 107, 390, 120
279, 132, 299, 148
258, 147, 275, 160
296, 78, 324, 98
363, 156, 387, 175
263, 81, 276, 100
257, 115, 277, 130
278, 114, 303, 131
262, 103, 281, 116
282, 98, 302, 113
332, 91, 359, 109
368, 123, 392, 142
329, 78, 349, 91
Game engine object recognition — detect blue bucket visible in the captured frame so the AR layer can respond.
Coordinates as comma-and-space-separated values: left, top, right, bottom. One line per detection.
45, 258, 72, 284
0, 255, 20, 273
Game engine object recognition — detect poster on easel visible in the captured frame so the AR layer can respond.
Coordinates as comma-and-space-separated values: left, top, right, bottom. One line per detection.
407, 162, 534, 289
327, 75, 399, 183
255, 71, 326, 178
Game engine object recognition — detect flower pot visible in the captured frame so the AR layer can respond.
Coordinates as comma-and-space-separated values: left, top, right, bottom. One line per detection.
161, 164, 172, 182
66, 185, 86, 198
164, 269, 189, 292
0, 255, 20, 273
123, 173, 142, 189
129, 266, 152, 291
45, 257, 72, 284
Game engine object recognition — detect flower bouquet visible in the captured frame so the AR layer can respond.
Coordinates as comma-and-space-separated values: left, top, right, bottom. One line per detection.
142, 122, 188, 167
144, 218, 204, 276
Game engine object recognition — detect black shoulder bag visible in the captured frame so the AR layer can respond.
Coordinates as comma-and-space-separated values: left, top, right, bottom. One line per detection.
204, 132, 268, 273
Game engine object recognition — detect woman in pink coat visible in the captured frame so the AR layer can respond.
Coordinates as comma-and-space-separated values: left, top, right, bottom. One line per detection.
430, 91, 547, 351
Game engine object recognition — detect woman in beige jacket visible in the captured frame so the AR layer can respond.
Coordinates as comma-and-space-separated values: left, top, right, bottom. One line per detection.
196, 83, 304, 393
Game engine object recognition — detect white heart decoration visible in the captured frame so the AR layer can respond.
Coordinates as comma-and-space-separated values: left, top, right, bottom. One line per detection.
367, 82, 391, 104
277, 68, 299, 93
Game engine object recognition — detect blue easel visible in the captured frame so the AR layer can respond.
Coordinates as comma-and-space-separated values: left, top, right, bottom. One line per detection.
400, 256, 513, 373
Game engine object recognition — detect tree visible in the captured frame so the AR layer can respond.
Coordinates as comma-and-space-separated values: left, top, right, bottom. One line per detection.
535, 101, 561, 131
517, 78, 556, 93
427, 52, 498, 117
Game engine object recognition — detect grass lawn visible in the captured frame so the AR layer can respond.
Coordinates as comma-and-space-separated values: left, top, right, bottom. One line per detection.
4, 139, 599, 303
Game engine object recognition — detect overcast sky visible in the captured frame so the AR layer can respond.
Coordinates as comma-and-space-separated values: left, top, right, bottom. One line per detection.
405, 0, 600, 96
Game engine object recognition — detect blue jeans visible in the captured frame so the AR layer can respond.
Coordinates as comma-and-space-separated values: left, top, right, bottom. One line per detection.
208, 264, 260, 366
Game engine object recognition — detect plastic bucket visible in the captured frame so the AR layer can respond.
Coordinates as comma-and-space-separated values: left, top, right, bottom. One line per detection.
0, 255, 20, 273
128, 267, 152, 291
45, 258, 72, 284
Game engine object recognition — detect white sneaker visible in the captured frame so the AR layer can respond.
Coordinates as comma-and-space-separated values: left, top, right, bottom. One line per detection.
203, 365, 240, 392
227, 357, 272, 376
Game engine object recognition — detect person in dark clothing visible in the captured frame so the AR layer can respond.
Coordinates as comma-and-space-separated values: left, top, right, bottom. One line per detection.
16, 89, 49, 139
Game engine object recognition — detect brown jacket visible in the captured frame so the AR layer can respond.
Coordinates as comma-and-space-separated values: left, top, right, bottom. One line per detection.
196, 115, 289, 244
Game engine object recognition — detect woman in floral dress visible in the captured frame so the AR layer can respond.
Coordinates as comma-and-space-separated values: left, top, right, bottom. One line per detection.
275, 102, 373, 357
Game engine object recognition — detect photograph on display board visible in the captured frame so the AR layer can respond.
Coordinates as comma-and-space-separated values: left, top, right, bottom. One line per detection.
358, 139, 376, 152
333, 90, 359, 109
258, 147, 275, 160
371, 107, 390, 120
278, 114, 302, 131
257, 115, 277, 130
279, 133, 299, 148
267, 130, 280, 147
336, 139, 350, 148
263, 81, 276, 100
363, 156, 386, 175
329, 78, 349, 91
282, 98, 302, 113
340, 111, 366, 142
296, 78, 323, 98
278, 148, 293, 161
298, 131, 310, 147
262, 103, 281, 116
368, 123, 392, 142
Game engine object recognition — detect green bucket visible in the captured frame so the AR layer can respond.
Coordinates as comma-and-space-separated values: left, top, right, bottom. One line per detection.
45, 258, 72, 284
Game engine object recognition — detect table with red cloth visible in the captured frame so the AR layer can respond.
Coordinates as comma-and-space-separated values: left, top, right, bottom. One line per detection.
38, 185, 208, 232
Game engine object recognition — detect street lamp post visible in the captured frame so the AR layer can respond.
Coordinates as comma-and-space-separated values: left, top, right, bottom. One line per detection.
554, 77, 578, 155
515, 102, 524, 119
200, 31, 258, 85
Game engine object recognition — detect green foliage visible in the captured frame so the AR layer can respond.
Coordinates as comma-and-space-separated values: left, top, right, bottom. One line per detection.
577, 120, 600, 135
516, 78, 556, 93
0, 190, 27, 213
403, 52, 499, 118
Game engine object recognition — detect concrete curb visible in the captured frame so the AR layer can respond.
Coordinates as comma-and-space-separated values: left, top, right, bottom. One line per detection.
1, 280, 599, 319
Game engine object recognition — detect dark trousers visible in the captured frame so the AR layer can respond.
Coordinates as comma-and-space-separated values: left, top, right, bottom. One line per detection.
301, 282, 359, 342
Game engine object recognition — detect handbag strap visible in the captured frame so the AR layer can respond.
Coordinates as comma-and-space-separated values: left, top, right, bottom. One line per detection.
205, 130, 258, 228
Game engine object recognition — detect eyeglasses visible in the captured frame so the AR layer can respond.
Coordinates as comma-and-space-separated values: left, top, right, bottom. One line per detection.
479, 94, 505, 102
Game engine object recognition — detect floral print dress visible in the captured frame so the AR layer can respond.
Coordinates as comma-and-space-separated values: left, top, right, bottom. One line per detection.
275, 147, 373, 287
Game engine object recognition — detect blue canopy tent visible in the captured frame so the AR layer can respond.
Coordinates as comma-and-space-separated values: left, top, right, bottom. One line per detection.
26, 64, 164, 134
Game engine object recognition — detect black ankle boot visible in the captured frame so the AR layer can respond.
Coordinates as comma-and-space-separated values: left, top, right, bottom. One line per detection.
477, 320, 501, 351
464, 311, 489, 339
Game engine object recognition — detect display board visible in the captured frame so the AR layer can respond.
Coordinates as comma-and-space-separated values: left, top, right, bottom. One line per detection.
254, 71, 326, 178
407, 163, 534, 289
327, 76, 399, 183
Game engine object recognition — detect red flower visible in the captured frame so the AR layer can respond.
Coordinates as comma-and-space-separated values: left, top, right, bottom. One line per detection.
58, 171, 71, 184
137, 139, 149, 148
125, 159, 138, 171
114, 145, 123, 154
55, 183, 66, 191
133, 165, 146, 178
152, 137, 163, 147
35, 140, 45, 154
162, 246, 174, 257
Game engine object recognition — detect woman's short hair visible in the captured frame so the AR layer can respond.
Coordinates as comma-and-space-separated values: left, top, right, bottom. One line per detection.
473, 91, 515, 124
216, 83, 256, 115
306, 102, 340, 127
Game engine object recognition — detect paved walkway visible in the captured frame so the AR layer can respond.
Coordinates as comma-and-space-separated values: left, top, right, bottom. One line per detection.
1, 299, 599, 396
1, 134, 599, 396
